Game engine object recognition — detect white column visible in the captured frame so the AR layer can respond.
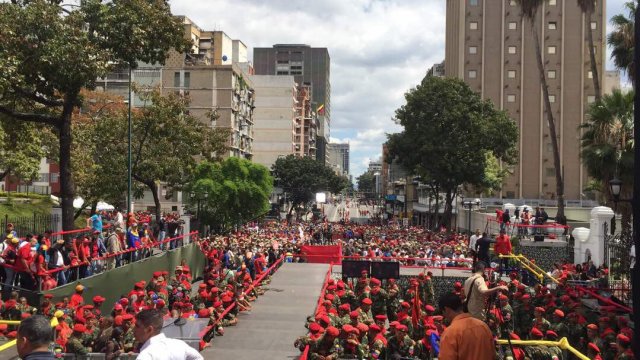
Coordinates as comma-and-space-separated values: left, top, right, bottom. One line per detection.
581, 206, 614, 266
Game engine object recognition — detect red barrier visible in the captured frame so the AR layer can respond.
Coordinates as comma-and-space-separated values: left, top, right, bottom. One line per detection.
487, 218, 569, 229
575, 285, 632, 313
300, 244, 342, 264
300, 345, 310, 360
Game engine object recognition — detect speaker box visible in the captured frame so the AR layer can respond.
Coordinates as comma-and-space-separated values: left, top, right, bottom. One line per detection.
342, 260, 371, 278
371, 261, 400, 279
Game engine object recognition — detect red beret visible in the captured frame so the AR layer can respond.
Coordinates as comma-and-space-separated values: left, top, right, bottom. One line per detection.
499, 294, 508, 301
213, 301, 223, 308
326, 326, 340, 337
119, 298, 129, 305
319, 315, 331, 326
349, 311, 359, 319
553, 309, 564, 318
83, 305, 94, 310
369, 324, 382, 332
425, 305, 435, 312
587, 324, 598, 330
6, 331, 17, 339
401, 301, 410, 309
534, 307, 545, 313
617, 334, 630, 345
374, 315, 387, 322
153, 271, 162, 278
210, 287, 219, 293
370, 278, 381, 286
198, 309, 210, 318
588, 342, 600, 353
510, 333, 520, 340
325, 294, 335, 301
521, 294, 531, 299
362, 298, 372, 305
73, 324, 86, 333
309, 322, 323, 333
92, 296, 105, 303
156, 299, 165, 308
21, 313, 31, 319
396, 324, 408, 332
454, 282, 462, 289
338, 304, 351, 311
221, 296, 233, 303
530, 327, 543, 338
546, 330, 558, 339
199, 284, 207, 289
356, 323, 369, 333
0, 324, 7, 332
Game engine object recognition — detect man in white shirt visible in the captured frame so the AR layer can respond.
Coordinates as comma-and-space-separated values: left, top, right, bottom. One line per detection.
134, 309, 203, 360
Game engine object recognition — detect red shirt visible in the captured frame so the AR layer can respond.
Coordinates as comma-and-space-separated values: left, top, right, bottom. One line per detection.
494, 235, 512, 255
16, 244, 34, 272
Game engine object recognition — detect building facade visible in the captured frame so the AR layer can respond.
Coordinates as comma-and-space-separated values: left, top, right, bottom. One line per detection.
295, 85, 319, 159
249, 75, 297, 169
445, 0, 605, 200
253, 44, 330, 163
327, 143, 350, 177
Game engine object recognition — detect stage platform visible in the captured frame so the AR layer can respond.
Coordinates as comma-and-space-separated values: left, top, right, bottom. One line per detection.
202, 262, 329, 359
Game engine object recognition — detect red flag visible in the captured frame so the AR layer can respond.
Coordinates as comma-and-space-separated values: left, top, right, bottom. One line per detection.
411, 284, 421, 329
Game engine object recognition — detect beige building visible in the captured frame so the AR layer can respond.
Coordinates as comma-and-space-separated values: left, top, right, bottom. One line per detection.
445, 0, 605, 200
603, 70, 621, 94
250, 75, 297, 168
296, 84, 318, 159
162, 17, 255, 159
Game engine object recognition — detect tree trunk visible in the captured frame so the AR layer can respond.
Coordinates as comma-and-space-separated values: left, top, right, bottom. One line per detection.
149, 181, 162, 224
433, 187, 440, 231
531, 21, 565, 219
443, 190, 453, 230
59, 111, 76, 238
585, 9, 602, 101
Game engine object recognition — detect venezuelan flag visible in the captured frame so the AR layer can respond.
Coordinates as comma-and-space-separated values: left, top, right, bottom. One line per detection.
317, 104, 325, 114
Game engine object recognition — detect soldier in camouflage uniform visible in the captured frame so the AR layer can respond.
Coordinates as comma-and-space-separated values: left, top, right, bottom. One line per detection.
121, 315, 136, 352
566, 313, 583, 351
526, 327, 552, 360
615, 334, 634, 360
549, 309, 567, 339
513, 294, 533, 335
354, 271, 369, 298
295, 323, 324, 352
309, 326, 341, 360
357, 298, 374, 325
331, 304, 351, 328
368, 278, 388, 317
386, 324, 416, 359
498, 294, 514, 337
66, 324, 90, 355
544, 330, 563, 360
531, 307, 551, 333
385, 279, 401, 321
418, 273, 435, 306
367, 324, 387, 360
337, 325, 367, 359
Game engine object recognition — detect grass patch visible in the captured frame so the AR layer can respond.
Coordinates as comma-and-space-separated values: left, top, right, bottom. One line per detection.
0, 197, 53, 220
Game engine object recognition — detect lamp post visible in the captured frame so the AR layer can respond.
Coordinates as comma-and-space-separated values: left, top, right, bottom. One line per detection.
461, 198, 481, 235
127, 66, 132, 215
632, 7, 640, 357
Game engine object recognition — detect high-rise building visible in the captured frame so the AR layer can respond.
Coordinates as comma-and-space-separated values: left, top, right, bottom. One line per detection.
368, 160, 382, 174
249, 75, 297, 169
327, 143, 350, 177
295, 84, 319, 159
445, 0, 605, 200
253, 44, 330, 163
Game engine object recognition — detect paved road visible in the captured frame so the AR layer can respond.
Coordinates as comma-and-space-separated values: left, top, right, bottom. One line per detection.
323, 200, 377, 223
202, 262, 329, 359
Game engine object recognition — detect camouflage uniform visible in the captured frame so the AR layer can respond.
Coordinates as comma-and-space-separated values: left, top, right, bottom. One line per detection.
369, 289, 388, 317
386, 283, 401, 321
524, 345, 552, 360
368, 335, 387, 360
66, 336, 89, 355
547, 345, 563, 360
122, 327, 136, 352
357, 308, 374, 326
420, 277, 435, 306
386, 334, 416, 359
532, 318, 551, 333
549, 321, 567, 339
513, 304, 533, 334
309, 335, 340, 360
500, 303, 515, 336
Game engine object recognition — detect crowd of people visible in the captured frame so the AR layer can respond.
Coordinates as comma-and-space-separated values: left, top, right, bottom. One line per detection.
0, 210, 188, 294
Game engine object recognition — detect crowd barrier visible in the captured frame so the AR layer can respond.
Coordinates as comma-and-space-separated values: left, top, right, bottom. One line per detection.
199, 256, 284, 348
1, 231, 197, 292
486, 218, 569, 240
496, 337, 588, 360
0, 316, 58, 352
575, 285, 632, 313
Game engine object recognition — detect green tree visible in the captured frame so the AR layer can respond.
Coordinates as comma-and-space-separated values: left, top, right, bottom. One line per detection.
357, 171, 376, 198
517, 0, 565, 220
577, 0, 601, 100
0, 0, 189, 233
608, 1, 636, 81
580, 89, 634, 232
187, 158, 273, 233
90, 90, 230, 223
0, 117, 46, 182
387, 76, 518, 228
272, 155, 350, 216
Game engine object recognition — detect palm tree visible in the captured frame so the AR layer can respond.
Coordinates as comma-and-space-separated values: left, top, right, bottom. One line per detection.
577, 0, 601, 100
517, 0, 565, 219
608, 1, 636, 82
580, 89, 634, 232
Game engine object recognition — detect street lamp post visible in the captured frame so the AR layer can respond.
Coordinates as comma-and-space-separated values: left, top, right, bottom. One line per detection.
633, 7, 640, 358
127, 66, 132, 215
461, 198, 481, 235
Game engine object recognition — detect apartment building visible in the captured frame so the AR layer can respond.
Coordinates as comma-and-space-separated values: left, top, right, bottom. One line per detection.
445, 0, 605, 200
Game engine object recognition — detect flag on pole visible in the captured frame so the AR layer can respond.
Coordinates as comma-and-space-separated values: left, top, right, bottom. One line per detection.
411, 283, 421, 329
317, 104, 325, 115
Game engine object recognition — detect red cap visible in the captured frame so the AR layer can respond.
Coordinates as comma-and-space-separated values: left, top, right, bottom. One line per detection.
156, 299, 166, 308
617, 334, 631, 345
309, 323, 323, 333
369, 324, 382, 332
356, 323, 369, 334
362, 298, 372, 305
370, 278, 381, 286
553, 309, 564, 318
454, 282, 462, 289
153, 271, 162, 278
425, 305, 435, 312
588, 342, 600, 353
499, 294, 508, 301
349, 311, 359, 319
397, 324, 408, 332
73, 324, 86, 333
338, 304, 350, 311
546, 330, 558, 339
530, 327, 543, 338
326, 326, 340, 337
114, 304, 123, 311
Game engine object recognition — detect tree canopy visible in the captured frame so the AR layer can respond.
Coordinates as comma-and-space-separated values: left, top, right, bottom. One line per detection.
272, 155, 350, 213
357, 171, 376, 198
387, 76, 518, 227
187, 158, 273, 233
0, 0, 189, 232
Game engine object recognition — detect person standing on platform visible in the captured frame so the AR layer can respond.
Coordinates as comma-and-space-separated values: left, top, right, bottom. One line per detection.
494, 229, 512, 276
475, 233, 492, 266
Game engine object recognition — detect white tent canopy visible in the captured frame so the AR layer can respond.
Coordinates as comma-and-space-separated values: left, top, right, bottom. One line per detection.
96, 201, 115, 211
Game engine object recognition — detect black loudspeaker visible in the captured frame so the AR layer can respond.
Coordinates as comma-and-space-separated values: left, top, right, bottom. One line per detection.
371, 261, 400, 279
342, 260, 371, 278
534, 235, 544, 242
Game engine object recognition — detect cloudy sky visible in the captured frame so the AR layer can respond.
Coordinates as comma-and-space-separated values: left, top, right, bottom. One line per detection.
169, 0, 630, 179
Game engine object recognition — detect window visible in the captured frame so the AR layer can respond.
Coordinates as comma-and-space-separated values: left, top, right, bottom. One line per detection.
468, 70, 477, 79
50, 173, 59, 184
546, 168, 555, 177
277, 60, 289, 64
470, 21, 478, 30
290, 65, 303, 70
549, 0, 556, 5
276, 71, 289, 75
587, 95, 596, 103
469, 46, 477, 54
548, 70, 556, 79
37, 173, 48, 183
508, 22, 517, 30
183, 72, 190, 88
588, 71, 593, 79
507, 94, 516, 103
549, 95, 556, 103
548, 46, 556, 54
508, 46, 517, 54
173, 72, 180, 87
506, 191, 516, 198
591, 21, 597, 30
469, 0, 478, 5
548, 22, 557, 30
290, 71, 302, 75
507, 70, 516, 79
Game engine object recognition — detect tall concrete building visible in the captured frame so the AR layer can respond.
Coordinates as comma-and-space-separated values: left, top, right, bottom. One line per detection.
295, 84, 319, 159
253, 45, 330, 163
327, 143, 350, 177
445, 0, 605, 200
249, 75, 297, 169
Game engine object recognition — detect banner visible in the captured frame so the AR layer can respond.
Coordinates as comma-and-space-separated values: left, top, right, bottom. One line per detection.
300, 244, 342, 264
